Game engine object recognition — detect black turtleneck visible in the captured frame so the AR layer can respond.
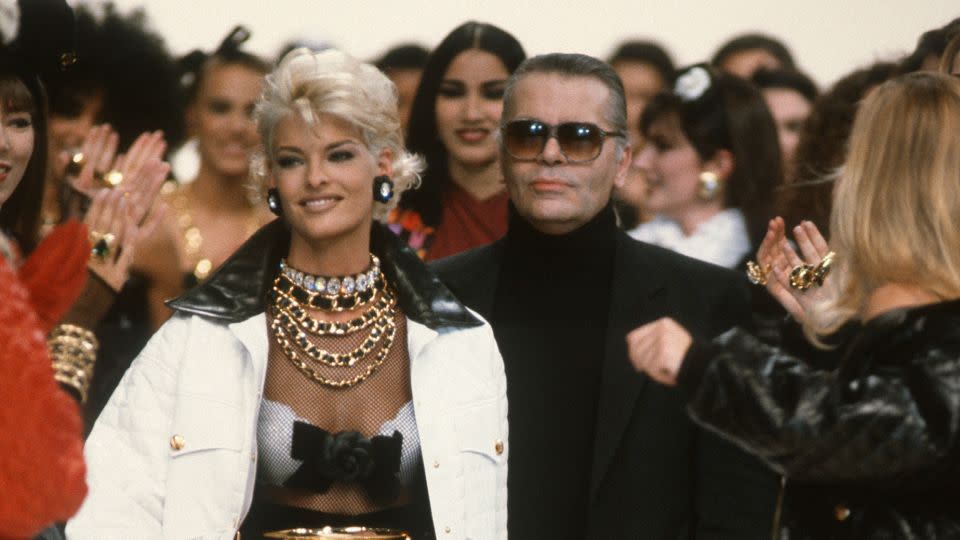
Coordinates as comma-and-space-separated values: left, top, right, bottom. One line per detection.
491, 204, 617, 538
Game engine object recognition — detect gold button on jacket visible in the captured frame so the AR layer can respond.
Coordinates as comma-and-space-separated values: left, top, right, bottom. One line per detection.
170, 434, 185, 451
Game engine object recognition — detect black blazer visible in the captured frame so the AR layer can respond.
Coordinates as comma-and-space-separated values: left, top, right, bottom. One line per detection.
433, 230, 778, 539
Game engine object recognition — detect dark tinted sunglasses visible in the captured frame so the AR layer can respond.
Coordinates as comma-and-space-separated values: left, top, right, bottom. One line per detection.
501, 119, 625, 163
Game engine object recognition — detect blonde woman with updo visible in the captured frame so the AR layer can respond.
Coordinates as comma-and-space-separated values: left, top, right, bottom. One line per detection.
68, 49, 508, 540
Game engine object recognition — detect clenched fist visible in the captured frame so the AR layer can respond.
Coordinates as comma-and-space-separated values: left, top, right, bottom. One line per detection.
626, 317, 693, 386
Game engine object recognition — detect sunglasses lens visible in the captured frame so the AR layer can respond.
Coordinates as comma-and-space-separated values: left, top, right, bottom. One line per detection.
557, 123, 603, 162
504, 121, 547, 159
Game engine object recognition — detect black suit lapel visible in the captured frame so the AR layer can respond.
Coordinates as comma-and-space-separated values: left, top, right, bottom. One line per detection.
589, 233, 668, 501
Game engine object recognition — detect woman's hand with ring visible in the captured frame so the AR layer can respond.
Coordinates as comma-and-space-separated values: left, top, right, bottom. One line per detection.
66, 124, 120, 197
84, 189, 131, 291
64, 127, 167, 208
84, 158, 169, 292
770, 220, 836, 323
754, 217, 807, 319
110, 130, 167, 193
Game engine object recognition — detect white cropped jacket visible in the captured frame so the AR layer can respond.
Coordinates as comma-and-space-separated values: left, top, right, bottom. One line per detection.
67, 222, 508, 539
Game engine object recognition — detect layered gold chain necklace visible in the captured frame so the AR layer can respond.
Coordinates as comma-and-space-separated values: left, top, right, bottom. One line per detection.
268, 254, 398, 388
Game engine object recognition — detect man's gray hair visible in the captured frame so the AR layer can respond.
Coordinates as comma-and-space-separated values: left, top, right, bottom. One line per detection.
502, 53, 628, 150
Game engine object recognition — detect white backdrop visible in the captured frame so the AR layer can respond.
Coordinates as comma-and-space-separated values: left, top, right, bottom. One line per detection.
97, 0, 956, 88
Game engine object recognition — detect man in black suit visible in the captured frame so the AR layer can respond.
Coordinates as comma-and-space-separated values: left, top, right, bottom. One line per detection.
432, 53, 777, 538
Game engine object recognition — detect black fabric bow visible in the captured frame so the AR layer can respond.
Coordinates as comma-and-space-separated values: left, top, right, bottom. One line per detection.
285, 422, 403, 505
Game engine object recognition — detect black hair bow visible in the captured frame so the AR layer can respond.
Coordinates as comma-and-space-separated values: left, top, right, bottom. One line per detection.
177, 25, 252, 92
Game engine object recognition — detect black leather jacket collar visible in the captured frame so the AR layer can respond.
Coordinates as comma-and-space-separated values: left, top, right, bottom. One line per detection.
167, 219, 482, 330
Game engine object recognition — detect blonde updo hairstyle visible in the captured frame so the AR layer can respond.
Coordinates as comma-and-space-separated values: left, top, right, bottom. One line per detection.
252, 48, 423, 221
806, 72, 960, 339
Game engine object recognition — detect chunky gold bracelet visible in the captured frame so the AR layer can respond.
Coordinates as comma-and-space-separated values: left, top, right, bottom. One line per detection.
52, 359, 92, 403
51, 358, 93, 404
50, 324, 99, 348
49, 337, 96, 366
48, 324, 98, 404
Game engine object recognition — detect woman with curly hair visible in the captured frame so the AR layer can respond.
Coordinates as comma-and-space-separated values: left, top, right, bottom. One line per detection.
40, 2, 181, 234
69, 48, 508, 539
24, 1, 186, 433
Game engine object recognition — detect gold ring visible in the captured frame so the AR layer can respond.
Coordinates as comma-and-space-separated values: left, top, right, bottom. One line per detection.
89, 231, 117, 262
812, 251, 835, 287
66, 151, 85, 176
788, 263, 816, 291
94, 169, 124, 188
746, 261, 770, 286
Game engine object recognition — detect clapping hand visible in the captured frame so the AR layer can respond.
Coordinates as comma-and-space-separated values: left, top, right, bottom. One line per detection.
84, 158, 169, 292
754, 217, 835, 322
65, 126, 166, 198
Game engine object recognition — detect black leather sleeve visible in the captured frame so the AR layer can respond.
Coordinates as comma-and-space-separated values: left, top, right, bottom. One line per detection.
689, 276, 779, 538
677, 326, 960, 488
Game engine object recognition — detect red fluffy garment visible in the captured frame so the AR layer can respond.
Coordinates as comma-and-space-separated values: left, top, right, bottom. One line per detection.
19, 219, 90, 333
0, 257, 87, 538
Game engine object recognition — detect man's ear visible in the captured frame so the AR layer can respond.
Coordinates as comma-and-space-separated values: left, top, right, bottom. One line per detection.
613, 143, 633, 189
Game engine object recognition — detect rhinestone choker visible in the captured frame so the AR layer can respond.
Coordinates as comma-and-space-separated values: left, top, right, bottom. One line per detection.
279, 254, 381, 297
